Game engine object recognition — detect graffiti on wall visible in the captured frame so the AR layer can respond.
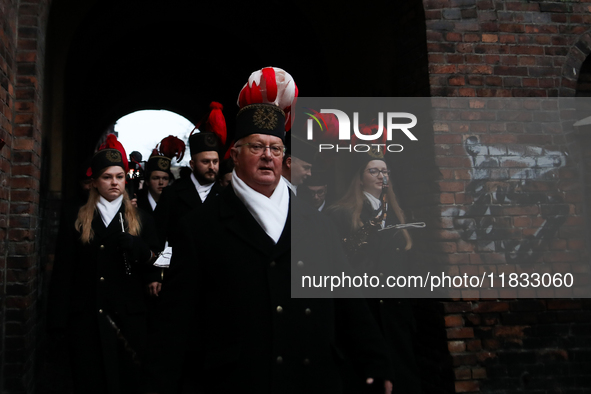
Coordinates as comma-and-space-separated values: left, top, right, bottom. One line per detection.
448, 136, 568, 263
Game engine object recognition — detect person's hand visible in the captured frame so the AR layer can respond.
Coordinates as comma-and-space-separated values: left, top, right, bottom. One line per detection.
365, 378, 392, 394
131, 197, 138, 208
116, 232, 152, 263
384, 380, 392, 394
147, 282, 162, 297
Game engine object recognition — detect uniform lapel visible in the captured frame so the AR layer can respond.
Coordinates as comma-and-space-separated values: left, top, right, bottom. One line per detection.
219, 185, 276, 256
178, 179, 201, 209
92, 210, 108, 239
92, 203, 126, 239
272, 197, 291, 258
205, 182, 221, 202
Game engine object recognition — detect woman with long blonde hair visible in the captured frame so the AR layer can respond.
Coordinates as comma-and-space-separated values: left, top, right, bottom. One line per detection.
325, 153, 422, 394
47, 136, 160, 394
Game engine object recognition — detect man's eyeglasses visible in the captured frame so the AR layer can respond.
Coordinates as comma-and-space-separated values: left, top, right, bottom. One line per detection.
308, 188, 327, 197
366, 168, 391, 177
236, 142, 285, 157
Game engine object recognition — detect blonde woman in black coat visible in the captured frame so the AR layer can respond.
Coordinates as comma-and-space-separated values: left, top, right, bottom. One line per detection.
48, 137, 160, 394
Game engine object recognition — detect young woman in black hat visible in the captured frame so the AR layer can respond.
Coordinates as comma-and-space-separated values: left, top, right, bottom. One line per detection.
325, 141, 421, 394
47, 135, 161, 394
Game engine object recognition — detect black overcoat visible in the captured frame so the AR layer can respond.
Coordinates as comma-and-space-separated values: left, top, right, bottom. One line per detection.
47, 203, 161, 394
136, 188, 154, 215
325, 200, 422, 393
144, 185, 393, 394
153, 177, 220, 249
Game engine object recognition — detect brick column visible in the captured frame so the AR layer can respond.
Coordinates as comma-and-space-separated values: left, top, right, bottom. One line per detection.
2, 0, 50, 392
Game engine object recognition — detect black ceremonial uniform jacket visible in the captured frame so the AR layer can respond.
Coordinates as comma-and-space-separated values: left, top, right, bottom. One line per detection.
144, 184, 393, 394
135, 188, 166, 284
136, 188, 154, 215
326, 200, 421, 393
47, 204, 161, 394
153, 177, 220, 249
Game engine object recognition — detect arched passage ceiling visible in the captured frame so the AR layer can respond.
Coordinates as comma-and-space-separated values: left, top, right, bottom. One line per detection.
45, 0, 429, 197
63, 0, 328, 150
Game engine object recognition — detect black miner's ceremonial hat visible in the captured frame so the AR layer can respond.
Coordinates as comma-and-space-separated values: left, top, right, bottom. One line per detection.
188, 132, 221, 156
286, 130, 316, 165
146, 155, 172, 176
88, 134, 128, 177
235, 104, 286, 142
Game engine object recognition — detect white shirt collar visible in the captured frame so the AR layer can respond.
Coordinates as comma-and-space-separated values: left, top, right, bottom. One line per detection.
318, 200, 326, 212
190, 173, 215, 202
147, 191, 157, 211
283, 176, 297, 195
363, 191, 382, 211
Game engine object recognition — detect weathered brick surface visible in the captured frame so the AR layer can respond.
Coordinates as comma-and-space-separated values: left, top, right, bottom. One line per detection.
423, 1, 591, 392
0, 0, 50, 392
0, 0, 591, 393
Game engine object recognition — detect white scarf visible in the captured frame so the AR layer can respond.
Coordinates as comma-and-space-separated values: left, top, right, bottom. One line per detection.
364, 191, 382, 211
96, 194, 123, 227
364, 192, 385, 229
148, 191, 157, 211
191, 173, 215, 202
232, 170, 289, 243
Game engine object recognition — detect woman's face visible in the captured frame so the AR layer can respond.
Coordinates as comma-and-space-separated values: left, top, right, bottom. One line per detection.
148, 170, 170, 197
92, 166, 126, 201
361, 160, 388, 197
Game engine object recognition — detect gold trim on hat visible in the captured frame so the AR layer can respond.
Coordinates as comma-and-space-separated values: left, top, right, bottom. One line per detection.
237, 103, 285, 118
253, 107, 279, 130
157, 158, 170, 170
106, 150, 122, 162
368, 145, 384, 159
204, 133, 218, 148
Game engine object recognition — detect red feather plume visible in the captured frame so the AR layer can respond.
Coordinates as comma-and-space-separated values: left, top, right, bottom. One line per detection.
98, 134, 129, 172
158, 135, 186, 163
351, 121, 388, 147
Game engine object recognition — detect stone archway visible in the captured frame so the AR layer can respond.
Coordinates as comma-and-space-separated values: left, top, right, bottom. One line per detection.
0, 0, 437, 392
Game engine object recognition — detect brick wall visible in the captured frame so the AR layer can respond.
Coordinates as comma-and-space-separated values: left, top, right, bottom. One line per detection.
424, 1, 591, 392
0, 0, 50, 392
0, 0, 19, 391
0, 0, 591, 393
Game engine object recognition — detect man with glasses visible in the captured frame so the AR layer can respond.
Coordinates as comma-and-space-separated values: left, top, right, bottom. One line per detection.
144, 102, 394, 394
301, 171, 329, 212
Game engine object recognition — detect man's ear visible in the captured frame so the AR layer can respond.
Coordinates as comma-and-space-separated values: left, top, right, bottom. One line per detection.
285, 156, 291, 170
230, 148, 240, 167
189, 159, 195, 171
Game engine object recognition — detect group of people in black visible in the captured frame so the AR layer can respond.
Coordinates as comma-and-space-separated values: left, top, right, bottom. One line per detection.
47, 67, 421, 394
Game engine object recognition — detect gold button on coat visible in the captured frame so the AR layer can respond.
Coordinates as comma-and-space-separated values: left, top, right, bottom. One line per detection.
100, 245, 105, 250
276, 356, 283, 364
99, 309, 103, 314
305, 308, 311, 315
99, 277, 105, 282
276, 306, 283, 313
